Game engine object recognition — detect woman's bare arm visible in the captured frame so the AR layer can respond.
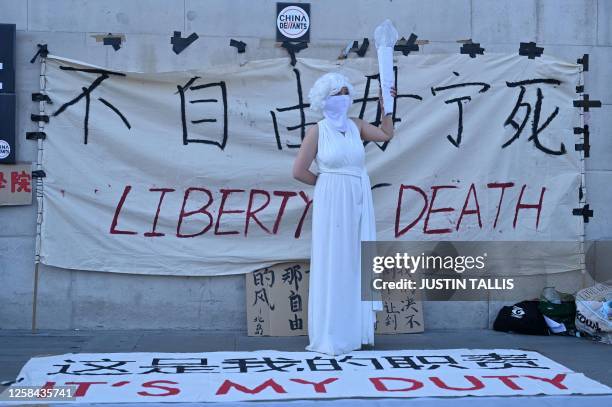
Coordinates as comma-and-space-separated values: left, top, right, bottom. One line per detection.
354, 115, 394, 142
355, 85, 396, 142
292, 124, 319, 185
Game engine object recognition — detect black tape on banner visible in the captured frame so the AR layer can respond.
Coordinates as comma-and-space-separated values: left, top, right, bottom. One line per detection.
31, 93, 52, 104
519, 42, 544, 59
394, 34, 419, 56
577, 54, 589, 71
573, 204, 594, 223
281, 41, 308, 66
229, 39, 247, 53
576, 85, 584, 93
29, 44, 48, 64
103, 34, 122, 51
351, 38, 369, 57
579, 185, 584, 201
30, 114, 49, 123
26, 131, 46, 140
31, 170, 46, 178
171, 31, 199, 55
460, 42, 485, 58
573, 94, 602, 112
574, 125, 590, 157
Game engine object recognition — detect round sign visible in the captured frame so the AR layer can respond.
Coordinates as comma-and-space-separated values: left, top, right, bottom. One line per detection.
277, 6, 309, 39
0, 140, 10, 159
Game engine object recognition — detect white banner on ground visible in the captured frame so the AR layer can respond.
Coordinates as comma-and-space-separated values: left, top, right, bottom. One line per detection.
39, 53, 582, 276
2, 349, 609, 403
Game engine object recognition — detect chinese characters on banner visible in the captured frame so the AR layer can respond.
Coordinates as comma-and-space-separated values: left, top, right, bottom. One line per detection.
0, 163, 32, 206
4, 349, 610, 402
39, 54, 582, 276
246, 261, 423, 336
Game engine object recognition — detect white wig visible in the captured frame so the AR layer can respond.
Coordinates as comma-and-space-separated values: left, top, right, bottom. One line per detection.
308, 72, 355, 114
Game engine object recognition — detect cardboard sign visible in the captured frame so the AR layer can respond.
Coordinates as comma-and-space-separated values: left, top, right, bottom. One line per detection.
0, 163, 33, 206
247, 261, 310, 336
376, 280, 424, 334
246, 261, 423, 336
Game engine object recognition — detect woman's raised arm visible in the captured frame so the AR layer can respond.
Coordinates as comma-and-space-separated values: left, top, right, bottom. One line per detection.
355, 85, 396, 142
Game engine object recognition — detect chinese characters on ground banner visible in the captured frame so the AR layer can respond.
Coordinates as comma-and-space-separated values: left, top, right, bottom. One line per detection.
4, 349, 610, 402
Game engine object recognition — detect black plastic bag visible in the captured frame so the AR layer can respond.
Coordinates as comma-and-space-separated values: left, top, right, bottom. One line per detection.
493, 300, 550, 335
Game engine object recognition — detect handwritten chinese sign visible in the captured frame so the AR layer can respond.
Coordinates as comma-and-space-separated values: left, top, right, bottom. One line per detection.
376, 281, 424, 334
247, 261, 310, 336
247, 261, 423, 336
39, 54, 582, 276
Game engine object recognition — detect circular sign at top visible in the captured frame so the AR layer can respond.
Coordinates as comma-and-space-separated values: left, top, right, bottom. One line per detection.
277, 5, 310, 40
0, 140, 10, 159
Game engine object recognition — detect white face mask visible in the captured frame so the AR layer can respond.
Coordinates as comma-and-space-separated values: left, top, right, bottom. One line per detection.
323, 94, 351, 133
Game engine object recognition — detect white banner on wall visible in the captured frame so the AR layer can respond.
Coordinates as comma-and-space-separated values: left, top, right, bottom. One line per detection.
3, 349, 610, 402
39, 53, 583, 276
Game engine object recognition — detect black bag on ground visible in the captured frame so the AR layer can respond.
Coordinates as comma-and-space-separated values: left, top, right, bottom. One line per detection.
493, 300, 550, 335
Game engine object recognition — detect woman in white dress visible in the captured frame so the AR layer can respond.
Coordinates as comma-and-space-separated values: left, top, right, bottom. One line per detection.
292, 72, 396, 356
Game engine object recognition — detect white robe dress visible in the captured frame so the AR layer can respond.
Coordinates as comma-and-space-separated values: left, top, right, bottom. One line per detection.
306, 117, 382, 356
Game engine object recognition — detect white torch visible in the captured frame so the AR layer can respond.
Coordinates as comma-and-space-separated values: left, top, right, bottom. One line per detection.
374, 19, 398, 116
